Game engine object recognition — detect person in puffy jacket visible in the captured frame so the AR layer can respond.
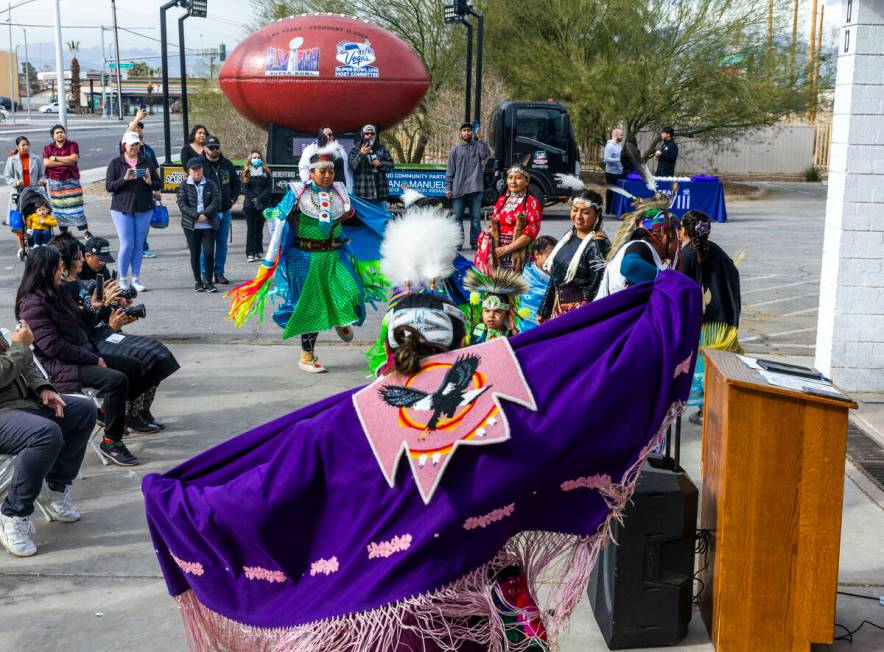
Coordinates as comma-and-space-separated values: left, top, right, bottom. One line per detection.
177, 158, 221, 293
241, 149, 273, 262
105, 131, 161, 292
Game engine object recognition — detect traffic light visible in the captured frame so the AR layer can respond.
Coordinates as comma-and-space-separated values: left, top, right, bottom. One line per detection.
219, 43, 226, 61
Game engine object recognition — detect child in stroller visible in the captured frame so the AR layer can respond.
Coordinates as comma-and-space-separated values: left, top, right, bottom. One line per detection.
13, 185, 54, 260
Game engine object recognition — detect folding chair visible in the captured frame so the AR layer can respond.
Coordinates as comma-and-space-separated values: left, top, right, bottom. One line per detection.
0, 453, 53, 522
59, 390, 107, 467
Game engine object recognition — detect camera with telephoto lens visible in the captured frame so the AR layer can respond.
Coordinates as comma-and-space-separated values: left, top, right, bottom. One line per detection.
118, 286, 138, 300
120, 304, 146, 319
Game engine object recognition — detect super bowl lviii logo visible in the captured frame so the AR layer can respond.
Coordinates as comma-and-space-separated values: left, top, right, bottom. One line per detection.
265, 36, 319, 77
353, 338, 536, 503
335, 40, 379, 78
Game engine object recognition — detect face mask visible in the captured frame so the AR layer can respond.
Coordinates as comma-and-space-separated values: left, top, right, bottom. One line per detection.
251, 159, 263, 167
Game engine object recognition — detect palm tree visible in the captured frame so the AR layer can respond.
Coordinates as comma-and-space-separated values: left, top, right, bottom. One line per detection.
66, 40, 80, 113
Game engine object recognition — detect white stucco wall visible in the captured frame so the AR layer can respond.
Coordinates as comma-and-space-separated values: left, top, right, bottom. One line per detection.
815, 0, 884, 391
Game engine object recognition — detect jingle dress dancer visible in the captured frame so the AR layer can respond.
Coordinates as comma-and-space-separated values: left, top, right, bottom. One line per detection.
474, 165, 542, 273
227, 146, 374, 373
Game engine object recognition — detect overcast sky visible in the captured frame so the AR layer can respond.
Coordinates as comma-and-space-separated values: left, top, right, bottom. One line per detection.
4, 0, 250, 55
3, 0, 844, 69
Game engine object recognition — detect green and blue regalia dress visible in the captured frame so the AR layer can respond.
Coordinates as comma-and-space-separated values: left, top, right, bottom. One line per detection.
227, 181, 383, 340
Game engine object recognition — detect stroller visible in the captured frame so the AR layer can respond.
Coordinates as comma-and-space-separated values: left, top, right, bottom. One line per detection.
11, 185, 51, 261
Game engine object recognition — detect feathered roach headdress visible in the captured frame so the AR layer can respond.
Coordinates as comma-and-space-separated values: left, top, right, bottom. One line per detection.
464, 268, 529, 312
378, 207, 465, 352
606, 187, 678, 262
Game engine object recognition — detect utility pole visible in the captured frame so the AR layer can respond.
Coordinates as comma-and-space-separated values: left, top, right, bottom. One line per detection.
51, 0, 65, 128
111, 0, 123, 119
19, 24, 28, 120
812, 4, 825, 120
790, 0, 798, 81
808, 0, 819, 84
100, 26, 108, 117
7, 2, 15, 124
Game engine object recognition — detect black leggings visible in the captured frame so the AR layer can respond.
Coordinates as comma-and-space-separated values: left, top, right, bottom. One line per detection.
184, 228, 215, 282
301, 333, 318, 353
243, 205, 264, 257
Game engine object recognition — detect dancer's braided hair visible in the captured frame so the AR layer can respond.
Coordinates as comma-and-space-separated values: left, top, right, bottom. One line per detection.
680, 210, 711, 262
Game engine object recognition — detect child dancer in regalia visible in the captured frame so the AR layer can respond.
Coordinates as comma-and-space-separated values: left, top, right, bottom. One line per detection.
227, 145, 373, 373
464, 268, 529, 343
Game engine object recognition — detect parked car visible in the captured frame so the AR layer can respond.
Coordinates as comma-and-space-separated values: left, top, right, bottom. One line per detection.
39, 101, 70, 113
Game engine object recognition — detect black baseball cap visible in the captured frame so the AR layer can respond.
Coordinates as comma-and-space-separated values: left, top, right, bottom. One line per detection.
205, 135, 221, 148
460, 122, 472, 130
84, 237, 115, 263
186, 158, 204, 170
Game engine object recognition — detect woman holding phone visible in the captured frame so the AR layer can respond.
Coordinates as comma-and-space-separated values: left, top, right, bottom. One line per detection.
105, 132, 160, 292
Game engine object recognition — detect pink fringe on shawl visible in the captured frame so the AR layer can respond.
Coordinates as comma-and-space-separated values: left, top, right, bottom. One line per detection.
174, 402, 684, 652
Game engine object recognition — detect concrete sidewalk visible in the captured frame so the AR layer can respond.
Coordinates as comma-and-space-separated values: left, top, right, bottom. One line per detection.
0, 343, 881, 651
0, 184, 881, 650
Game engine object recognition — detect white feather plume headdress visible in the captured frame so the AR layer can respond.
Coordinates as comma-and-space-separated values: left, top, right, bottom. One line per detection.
308, 142, 340, 169
380, 207, 461, 288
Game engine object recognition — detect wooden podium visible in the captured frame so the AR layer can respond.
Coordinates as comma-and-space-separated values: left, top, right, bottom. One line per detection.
699, 350, 856, 651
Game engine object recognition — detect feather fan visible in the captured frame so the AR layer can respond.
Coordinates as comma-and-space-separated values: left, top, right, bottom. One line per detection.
554, 173, 586, 193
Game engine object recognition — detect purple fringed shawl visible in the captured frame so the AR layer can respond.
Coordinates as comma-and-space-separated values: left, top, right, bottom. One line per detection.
142, 271, 702, 651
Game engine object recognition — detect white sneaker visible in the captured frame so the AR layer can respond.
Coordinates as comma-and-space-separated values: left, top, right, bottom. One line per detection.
131, 278, 147, 292
118, 278, 130, 290
0, 512, 37, 557
36, 484, 80, 522
299, 358, 328, 374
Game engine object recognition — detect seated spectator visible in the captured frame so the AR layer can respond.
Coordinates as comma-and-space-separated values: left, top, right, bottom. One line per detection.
16, 247, 145, 466
25, 197, 58, 247
177, 158, 221, 292
0, 321, 96, 557
79, 236, 117, 283
51, 234, 179, 432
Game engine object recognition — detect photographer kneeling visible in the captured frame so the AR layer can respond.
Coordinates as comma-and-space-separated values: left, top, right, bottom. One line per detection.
51, 234, 179, 433
16, 246, 145, 466
0, 320, 96, 557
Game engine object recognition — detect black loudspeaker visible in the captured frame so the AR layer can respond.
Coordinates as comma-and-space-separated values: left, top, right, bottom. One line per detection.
587, 454, 699, 649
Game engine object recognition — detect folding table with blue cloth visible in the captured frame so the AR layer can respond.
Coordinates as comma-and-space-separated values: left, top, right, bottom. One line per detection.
609, 173, 728, 223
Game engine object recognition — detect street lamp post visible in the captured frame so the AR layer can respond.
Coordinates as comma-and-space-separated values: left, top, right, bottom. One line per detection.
444, 1, 484, 129
178, 12, 189, 144
160, 0, 207, 163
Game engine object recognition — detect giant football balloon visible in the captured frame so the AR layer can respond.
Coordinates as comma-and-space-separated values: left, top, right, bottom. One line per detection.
219, 14, 431, 133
